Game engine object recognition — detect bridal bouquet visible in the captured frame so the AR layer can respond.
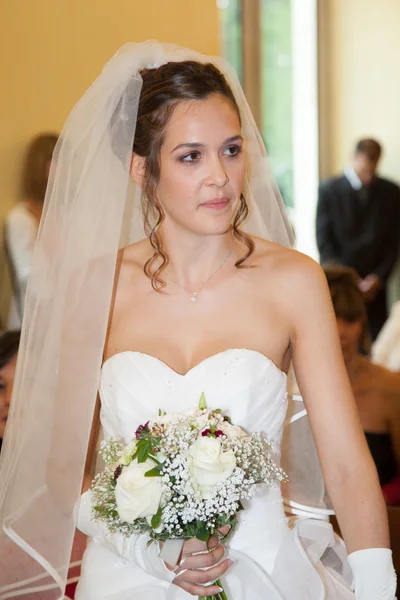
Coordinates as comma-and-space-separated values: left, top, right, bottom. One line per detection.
91, 393, 287, 600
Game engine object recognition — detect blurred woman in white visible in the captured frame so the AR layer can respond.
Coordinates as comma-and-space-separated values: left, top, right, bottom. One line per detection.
5, 133, 58, 327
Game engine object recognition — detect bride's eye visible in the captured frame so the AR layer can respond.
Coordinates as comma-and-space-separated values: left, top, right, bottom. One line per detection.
224, 144, 242, 158
180, 151, 201, 163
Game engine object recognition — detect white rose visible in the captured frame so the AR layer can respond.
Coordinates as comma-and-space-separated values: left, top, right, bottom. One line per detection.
115, 459, 163, 523
220, 421, 246, 439
118, 439, 138, 466
188, 436, 236, 499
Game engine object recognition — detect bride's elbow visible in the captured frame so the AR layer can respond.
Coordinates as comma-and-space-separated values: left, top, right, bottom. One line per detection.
324, 446, 380, 495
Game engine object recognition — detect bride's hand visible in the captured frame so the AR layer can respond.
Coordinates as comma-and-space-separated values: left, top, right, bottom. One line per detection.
166, 526, 233, 597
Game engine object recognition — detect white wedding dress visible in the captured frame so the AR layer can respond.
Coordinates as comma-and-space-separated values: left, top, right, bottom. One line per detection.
76, 348, 355, 599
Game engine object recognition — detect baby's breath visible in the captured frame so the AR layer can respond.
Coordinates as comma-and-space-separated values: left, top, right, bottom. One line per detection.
90, 406, 287, 541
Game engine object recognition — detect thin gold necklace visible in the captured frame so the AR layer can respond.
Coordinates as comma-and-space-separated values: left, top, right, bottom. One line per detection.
167, 236, 235, 303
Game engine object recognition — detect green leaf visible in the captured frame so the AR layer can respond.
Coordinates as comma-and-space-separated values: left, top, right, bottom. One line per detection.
185, 521, 197, 538
145, 464, 163, 477
196, 525, 210, 542
151, 505, 162, 529
137, 440, 151, 463
198, 392, 207, 410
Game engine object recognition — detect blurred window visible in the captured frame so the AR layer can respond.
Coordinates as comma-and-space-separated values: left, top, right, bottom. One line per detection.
219, 0, 243, 84
261, 0, 293, 208
219, 0, 293, 209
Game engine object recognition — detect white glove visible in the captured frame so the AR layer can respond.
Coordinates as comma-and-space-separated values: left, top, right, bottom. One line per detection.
77, 490, 174, 583
348, 548, 397, 600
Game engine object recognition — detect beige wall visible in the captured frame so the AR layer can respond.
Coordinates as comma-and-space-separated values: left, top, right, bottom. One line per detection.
0, 0, 220, 325
319, 0, 400, 183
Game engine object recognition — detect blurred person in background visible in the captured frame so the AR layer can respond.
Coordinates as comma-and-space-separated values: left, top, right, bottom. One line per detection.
324, 264, 400, 505
317, 139, 400, 341
4, 133, 58, 328
0, 329, 20, 454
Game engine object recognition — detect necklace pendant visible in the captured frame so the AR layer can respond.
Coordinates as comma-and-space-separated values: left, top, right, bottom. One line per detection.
191, 292, 198, 303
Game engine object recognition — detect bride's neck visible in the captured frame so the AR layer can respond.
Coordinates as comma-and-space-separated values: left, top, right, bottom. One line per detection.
158, 224, 234, 284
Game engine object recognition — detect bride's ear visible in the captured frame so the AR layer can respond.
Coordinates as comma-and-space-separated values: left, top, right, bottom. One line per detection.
130, 153, 146, 187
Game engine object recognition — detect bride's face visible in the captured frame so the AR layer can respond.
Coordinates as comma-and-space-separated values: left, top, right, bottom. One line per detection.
156, 93, 245, 235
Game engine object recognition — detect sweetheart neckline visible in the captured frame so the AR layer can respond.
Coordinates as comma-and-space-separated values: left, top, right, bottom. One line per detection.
102, 348, 287, 379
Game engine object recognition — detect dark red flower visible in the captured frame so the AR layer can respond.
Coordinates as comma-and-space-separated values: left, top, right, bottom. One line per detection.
135, 421, 150, 439
201, 428, 224, 438
113, 465, 123, 481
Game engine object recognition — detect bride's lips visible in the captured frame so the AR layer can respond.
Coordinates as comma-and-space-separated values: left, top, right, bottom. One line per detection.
200, 197, 230, 210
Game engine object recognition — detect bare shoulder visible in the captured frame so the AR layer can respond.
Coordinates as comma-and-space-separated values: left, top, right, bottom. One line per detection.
251, 236, 326, 299
109, 239, 153, 309
120, 238, 151, 269
249, 237, 333, 341
368, 361, 400, 400
115, 239, 151, 283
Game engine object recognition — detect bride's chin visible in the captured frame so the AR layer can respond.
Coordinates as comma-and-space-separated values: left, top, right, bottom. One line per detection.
197, 222, 234, 237
197, 213, 236, 236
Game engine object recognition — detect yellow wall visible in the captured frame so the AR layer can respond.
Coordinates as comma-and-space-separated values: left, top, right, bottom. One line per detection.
0, 0, 220, 325
320, 0, 400, 183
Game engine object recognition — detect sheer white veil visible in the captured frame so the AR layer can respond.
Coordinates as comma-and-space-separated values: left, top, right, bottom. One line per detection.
0, 41, 327, 598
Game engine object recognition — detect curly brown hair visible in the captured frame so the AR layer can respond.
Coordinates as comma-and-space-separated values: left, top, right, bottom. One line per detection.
133, 60, 254, 291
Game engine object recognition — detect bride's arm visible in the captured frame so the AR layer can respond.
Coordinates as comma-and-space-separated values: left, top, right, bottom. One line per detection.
282, 254, 388, 550
279, 253, 396, 598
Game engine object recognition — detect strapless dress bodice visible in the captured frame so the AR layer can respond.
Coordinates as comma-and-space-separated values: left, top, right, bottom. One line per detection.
99, 348, 288, 444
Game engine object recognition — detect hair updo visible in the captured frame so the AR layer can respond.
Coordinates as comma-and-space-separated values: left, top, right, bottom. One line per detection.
134, 60, 254, 291
323, 264, 371, 354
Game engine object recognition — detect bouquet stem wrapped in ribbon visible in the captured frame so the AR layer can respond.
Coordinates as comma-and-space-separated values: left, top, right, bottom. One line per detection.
91, 394, 287, 600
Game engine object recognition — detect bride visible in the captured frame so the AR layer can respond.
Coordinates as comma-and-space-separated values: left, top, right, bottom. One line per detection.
0, 41, 396, 600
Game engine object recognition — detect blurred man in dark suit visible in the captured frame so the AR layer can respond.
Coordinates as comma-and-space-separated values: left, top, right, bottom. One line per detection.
316, 139, 400, 340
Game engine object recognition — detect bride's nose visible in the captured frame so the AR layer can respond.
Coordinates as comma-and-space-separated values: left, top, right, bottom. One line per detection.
204, 156, 230, 188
